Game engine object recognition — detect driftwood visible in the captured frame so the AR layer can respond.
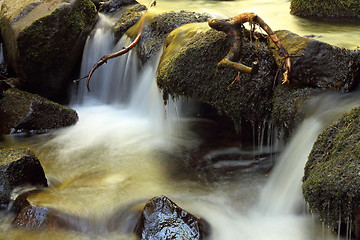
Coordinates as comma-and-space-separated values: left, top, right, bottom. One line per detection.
208, 12, 291, 84
75, 0, 156, 92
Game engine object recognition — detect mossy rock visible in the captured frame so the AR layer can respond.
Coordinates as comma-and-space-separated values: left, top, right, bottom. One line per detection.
0, 88, 78, 134
268, 30, 360, 92
0, 147, 47, 206
157, 23, 278, 130
127, 10, 211, 64
290, 0, 360, 19
113, 3, 147, 41
303, 106, 360, 230
0, 0, 97, 100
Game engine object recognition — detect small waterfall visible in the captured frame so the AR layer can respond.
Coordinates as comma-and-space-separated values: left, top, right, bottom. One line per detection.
256, 91, 360, 216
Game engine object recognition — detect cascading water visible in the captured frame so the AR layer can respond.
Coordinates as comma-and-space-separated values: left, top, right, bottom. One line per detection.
1, 1, 359, 239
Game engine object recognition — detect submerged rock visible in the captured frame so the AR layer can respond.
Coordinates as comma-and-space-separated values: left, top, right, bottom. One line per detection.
0, 148, 47, 206
0, 0, 97, 100
269, 30, 360, 93
290, 0, 360, 19
303, 106, 360, 236
134, 196, 209, 240
0, 88, 78, 134
157, 22, 277, 130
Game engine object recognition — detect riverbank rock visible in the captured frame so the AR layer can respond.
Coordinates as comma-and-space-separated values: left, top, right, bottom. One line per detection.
127, 10, 211, 63
0, 88, 78, 134
269, 30, 360, 93
134, 196, 209, 240
303, 106, 360, 236
0, 148, 47, 206
290, 0, 360, 19
157, 22, 277, 130
0, 0, 97, 100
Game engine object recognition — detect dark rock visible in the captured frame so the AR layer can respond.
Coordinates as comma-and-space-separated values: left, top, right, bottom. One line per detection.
303, 106, 360, 235
0, 0, 98, 100
290, 0, 360, 19
269, 30, 360, 92
100, 0, 139, 13
134, 196, 209, 240
157, 23, 277, 130
0, 88, 78, 134
129, 10, 211, 63
0, 148, 47, 206
113, 4, 147, 41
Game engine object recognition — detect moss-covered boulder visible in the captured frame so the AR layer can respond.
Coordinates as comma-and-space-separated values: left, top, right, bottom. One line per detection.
0, 88, 78, 134
269, 30, 360, 93
290, 0, 360, 19
157, 22, 278, 129
303, 106, 360, 235
127, 10, 211, 63
0, 0, 97, 100
0, 148, 47, 206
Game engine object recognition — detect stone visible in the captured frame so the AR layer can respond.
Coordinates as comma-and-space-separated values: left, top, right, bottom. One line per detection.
0, 148, 47, 206
99, 0, 139, 13
134, 196, 209, 240
268, 30, 360, 92
303, 106, 360, 236
0, 88, 78, 134
0, 0, 98, 100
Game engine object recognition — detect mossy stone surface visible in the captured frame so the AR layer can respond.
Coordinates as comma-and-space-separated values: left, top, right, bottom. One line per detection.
0, 0, 97, 100
303, 106, 360, 229
291, 0, 360, 19
0, 147, 47, 205
0, 88, 78, 134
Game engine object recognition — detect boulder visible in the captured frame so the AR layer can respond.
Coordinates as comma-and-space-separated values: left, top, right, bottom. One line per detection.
127, 10, 211, 63
0, 0, 98, 100
134, 196, 209, 240
0, 88, 78, 134
290, 0, 360, 19
157, 23, 277, 130
303, 106, 360, 237
268, 30, 360, 93
0, 148, 47, 206
99, 0, 139, 13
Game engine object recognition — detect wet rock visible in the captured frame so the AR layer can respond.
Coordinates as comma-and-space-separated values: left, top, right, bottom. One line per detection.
0, 88, 78, 134
269, 30, 360, 92
0, 148, 47, 206
134, 196, 209, 240
290, 0, 360, 19
271, 84, 324, 137
100, 0, 139, 13
113, 4, 147, 41
303, 106, 360, 236
157, 23, 277, 130
128, 10, 211, 63
0, 0, 97, 100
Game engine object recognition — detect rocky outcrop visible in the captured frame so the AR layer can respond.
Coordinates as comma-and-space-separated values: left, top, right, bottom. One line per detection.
157, 23, 278, 130
290, 0, 360, 19
134, 196, 209, 240
0, 148, 47, 206
303, 107, 360, 237
0, 0, 98, 100
0, 88, 78, 134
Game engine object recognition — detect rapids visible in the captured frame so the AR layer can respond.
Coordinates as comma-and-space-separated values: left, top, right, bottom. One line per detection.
1, 0, 360, 239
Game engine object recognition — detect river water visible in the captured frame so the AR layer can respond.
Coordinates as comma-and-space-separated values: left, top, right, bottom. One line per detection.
0, 0, 359, 239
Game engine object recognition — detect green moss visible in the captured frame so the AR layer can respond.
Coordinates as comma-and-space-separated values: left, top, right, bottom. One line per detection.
303, 106, 360, 229
291, 0, 360, 18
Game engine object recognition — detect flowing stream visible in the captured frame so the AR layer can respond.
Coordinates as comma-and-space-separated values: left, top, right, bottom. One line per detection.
1, 0, 360, 239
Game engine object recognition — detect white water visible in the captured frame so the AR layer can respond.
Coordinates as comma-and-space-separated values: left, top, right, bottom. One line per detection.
1, 5, 359, 240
